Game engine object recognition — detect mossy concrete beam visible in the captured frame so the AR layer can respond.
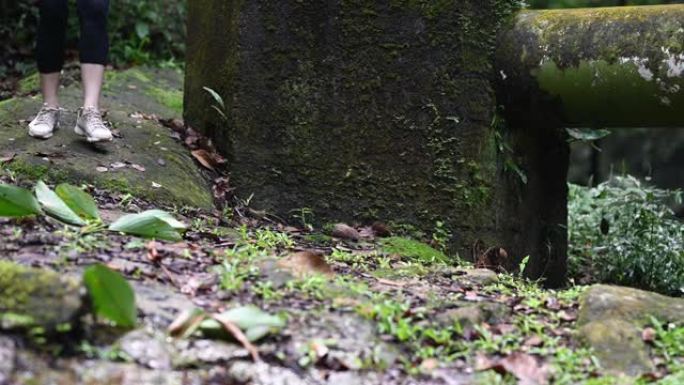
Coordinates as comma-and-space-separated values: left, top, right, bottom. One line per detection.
496, 4, 684, 128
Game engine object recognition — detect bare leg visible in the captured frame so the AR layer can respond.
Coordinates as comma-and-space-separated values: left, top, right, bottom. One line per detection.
40, 72, 61, 108
81, 63, 105, 110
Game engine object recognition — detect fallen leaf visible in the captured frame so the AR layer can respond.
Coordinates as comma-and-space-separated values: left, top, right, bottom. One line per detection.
545, 298, 561, 311
130, 163, 146, 172
371, 222, 392, 237
501, 353, 549, 385
331, 223, 360, 241
191, 149, 215, 170
152, 182, 162, 188
110, 162, 126, 169
375, 277, 407, 287
309, 339, 330, 362
477, 352, 549, 385
169, 118, 185, 132
420, 358, 440, 372
524, 336, 544, 347
146, 240, 160, 263
191, 149, 226, 170
558, 310, 576, 322
475, 246, 509, 272
0, 152, 15, 163
168, 308, 207, 338
277, 251, 334, 278
212, 315, 260, 361
96, 166, 108, 173
212, 177, 234, 204
642, 327, 656, 343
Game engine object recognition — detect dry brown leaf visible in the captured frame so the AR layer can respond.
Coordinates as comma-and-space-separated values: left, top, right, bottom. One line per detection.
277, 251, 334, 278
558, 310, 577, 322
130, 163, 146, 172
642, 327, 656, 343
477, 352, 549, 385
371, 221, 392, 237
146, 240, 160, 263
475, 246, 509, 272
524, 335, 544, 347
500, 353, 550, 385
358, 226, 375, 239
191, 149, 216, 170
331, 223, 360, 241
0, 152, 15, 163
168, 308, 207, 338
375, 277, 407, 287
213, 314, 260, 362
419, 358, 440, 372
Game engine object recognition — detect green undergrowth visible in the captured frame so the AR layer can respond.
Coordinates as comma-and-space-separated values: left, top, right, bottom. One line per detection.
568, 176, 684, 296
206, 219, 683, 383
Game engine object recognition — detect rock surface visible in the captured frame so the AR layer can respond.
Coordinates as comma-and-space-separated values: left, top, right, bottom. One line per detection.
0, 261, 82, 332
0, 67, 213, 209
578, 284, 684, 326
577, 285, 684, 376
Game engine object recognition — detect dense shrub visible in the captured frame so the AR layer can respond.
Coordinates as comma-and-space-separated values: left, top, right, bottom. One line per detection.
528, 0, 682, 8
0, 0, 186, 77
568, 176, 684, 296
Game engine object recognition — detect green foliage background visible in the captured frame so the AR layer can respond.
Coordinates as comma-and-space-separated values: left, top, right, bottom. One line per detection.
568, 177, 684, 296
528, 0, 682, 8
0, 0, 186, 77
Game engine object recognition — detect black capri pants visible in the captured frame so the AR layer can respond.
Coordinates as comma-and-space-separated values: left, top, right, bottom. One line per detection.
37, 0, 110, 73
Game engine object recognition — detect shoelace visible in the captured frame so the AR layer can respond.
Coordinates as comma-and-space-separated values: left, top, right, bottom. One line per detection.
81, 108, 108, 132
34, 107, 59, 125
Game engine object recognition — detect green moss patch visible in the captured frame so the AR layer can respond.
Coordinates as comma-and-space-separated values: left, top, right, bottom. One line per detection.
380, 237, 448, 264
0, 261, 82, 331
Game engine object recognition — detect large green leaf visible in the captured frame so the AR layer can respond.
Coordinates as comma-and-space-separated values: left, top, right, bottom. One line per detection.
35, 181, 86, 226
55, 184, 100, 221
201, 305, 285, 342
566, 128, 611, 142
0, 184, 42, 217
83, 264, 137, 328
108, 209, 186, 241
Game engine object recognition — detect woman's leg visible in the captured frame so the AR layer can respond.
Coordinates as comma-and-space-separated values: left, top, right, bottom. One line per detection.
36, 0, 69, 107
77, 0, 110, 110
74, 0, 113, 142
29, 0, 68, 138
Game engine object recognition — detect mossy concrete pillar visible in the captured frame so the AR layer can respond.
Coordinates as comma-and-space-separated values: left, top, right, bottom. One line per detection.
493, 4, 684, 283
184, 0, 528, 270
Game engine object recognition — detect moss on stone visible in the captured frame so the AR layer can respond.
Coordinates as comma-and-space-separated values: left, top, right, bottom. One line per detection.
0, 261, 82, 331
148, 87, 183, 114
18, 72, 40, 94
381, 237, 448, 264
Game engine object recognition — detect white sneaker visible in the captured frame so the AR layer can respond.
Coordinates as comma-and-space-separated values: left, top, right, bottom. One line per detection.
28, 104, 60, 139
74, 107, 113, 143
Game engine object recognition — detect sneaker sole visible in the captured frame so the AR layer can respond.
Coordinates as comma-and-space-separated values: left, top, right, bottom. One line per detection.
28, 122, 59, 139
74, 125, 113, 143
